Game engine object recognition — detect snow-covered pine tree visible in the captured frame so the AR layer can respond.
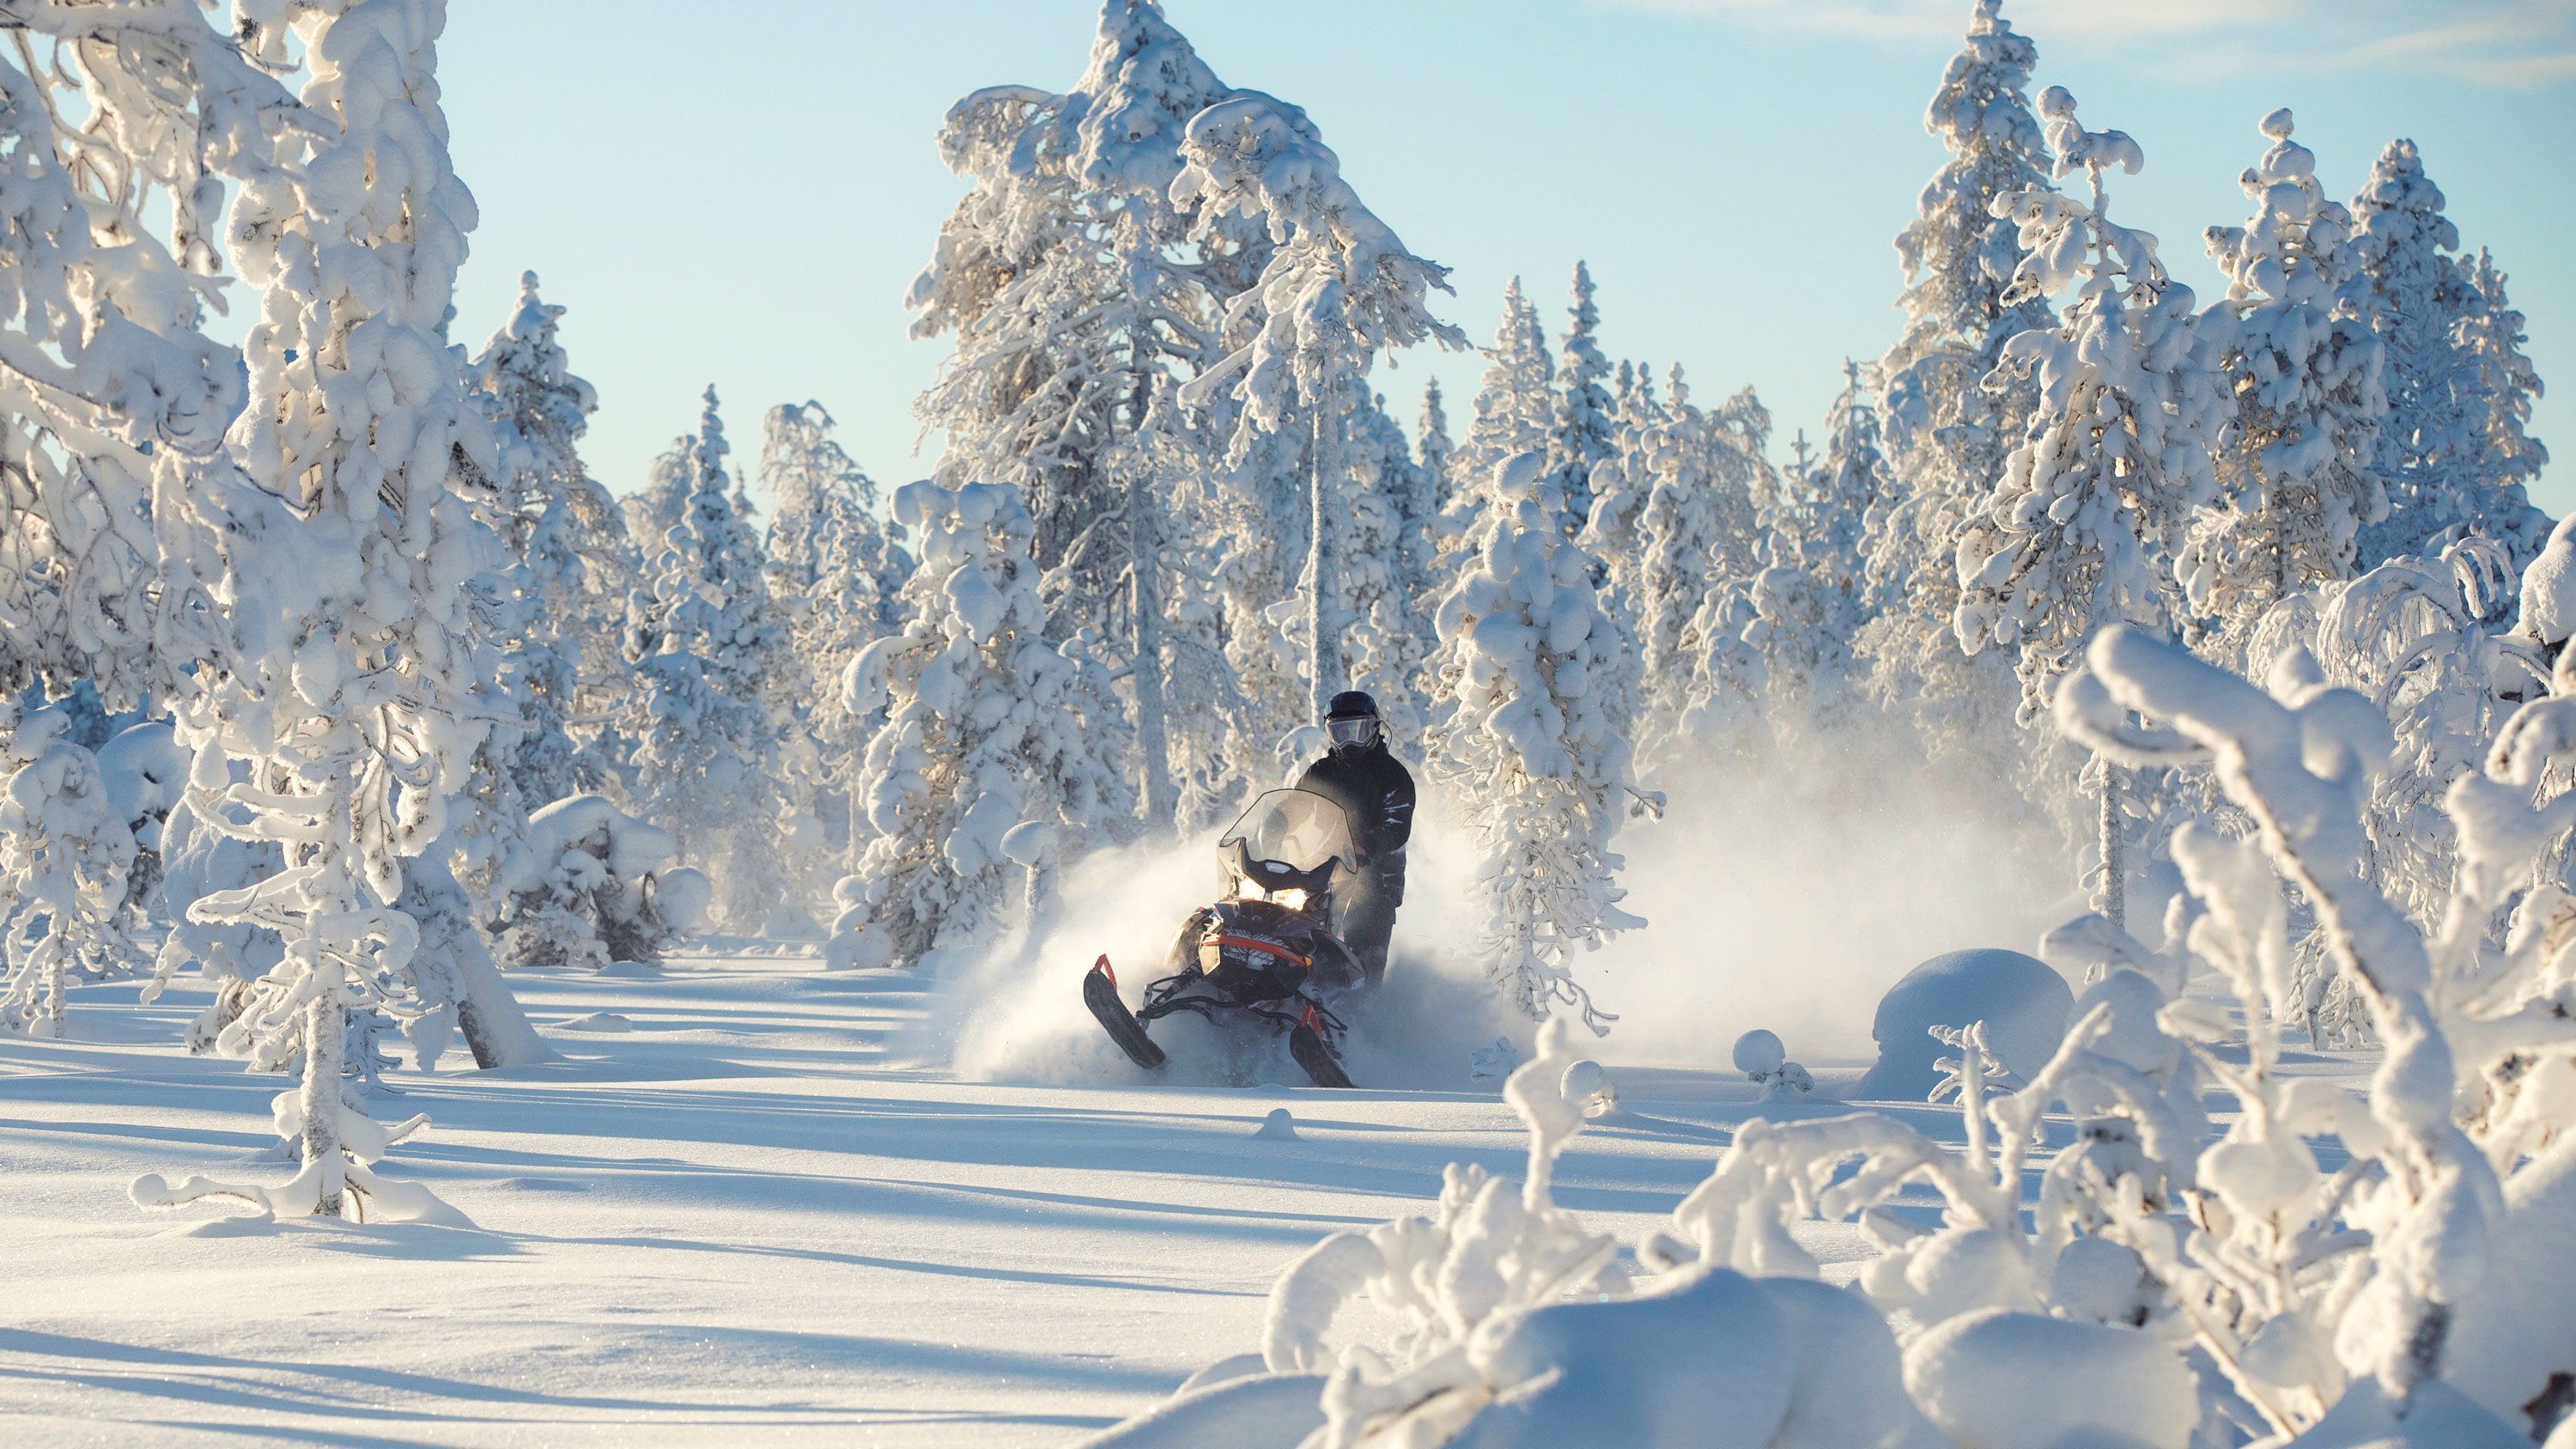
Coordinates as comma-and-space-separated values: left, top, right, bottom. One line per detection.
1418, 377, 1455, 514
1172, 91, 1467, 728
910, 0, 1269, 831
1854, 0, 2054, 750
1739, 361, 1888, 734
626, 439, 694, 551
626, 388, 793, 930
0, 10, 283, 711
141, 0, 543, 1222
469, 271, 618, 813
1627, 373, 1775, 748
1426, 454, 1643, 1031
2343, 139, 2490, 563
1805, 360, 1887, 606
1117, 377, 1263, 828
1444, 278, 1555, 531
2454, 248, 2551, 561
760, 401, 906, 872
2178, 112, 2386, 662
1955, 87, 2227, 722
1339, 390, 1438, 743
1955, 88, 2231, 928
841, 482, 1134, 971
1547, 261, 1617, 533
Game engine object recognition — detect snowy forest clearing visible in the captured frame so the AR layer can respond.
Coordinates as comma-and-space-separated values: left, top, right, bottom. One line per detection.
5, 0, 2575, 1442
0, 950, 1981, 1446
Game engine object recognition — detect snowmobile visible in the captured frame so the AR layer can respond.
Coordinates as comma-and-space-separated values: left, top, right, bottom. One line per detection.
1084, 788, 1366, 1088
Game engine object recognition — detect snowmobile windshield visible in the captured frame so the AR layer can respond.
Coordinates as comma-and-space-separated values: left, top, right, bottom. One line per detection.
1218, 790, 1360, 877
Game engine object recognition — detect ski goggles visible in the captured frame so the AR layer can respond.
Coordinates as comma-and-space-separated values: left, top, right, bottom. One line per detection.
1327, 716, 1378, 746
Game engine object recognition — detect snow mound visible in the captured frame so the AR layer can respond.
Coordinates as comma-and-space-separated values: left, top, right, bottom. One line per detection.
1254, 1108, 1298, 1141
2516, 512, 2576, 647
1451, 1267, 1929, 1448
1901, 1307, 2194, 1449
93, 720, 183, 836
1072, 1371, 1328, 1448
1733, 1029, 1785, 1075
1850, 948, 2071, 1101
656, 868, 714, 934
2283, 1377, 2527, 1448
554, 1013, 635, 1032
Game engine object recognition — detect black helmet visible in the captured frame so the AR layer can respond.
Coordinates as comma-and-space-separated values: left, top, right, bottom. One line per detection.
1324, 691, 1380, 751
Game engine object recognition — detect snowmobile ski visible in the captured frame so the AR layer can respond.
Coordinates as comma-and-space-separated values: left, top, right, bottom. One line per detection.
1085, 956, 1166, 1071
1290, 1020, 1353, 1089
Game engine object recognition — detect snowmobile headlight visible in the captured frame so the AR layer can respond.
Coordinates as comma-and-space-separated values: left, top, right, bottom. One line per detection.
1273, 888, 1308, 912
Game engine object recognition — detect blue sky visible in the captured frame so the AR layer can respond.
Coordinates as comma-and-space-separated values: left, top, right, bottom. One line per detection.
439, 0, 2575, 516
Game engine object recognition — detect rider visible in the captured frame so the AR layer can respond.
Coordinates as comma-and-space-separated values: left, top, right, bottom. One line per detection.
1293, 691, 1414, 989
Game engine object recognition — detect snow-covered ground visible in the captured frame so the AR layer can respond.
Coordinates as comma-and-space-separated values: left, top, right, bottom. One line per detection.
0, 951, 1990, 1446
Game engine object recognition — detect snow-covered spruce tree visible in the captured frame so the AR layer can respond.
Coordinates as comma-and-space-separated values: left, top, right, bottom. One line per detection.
1443, 277, 1554, 536
1417, 376, 1455, 515
2454, 248, 2551, 560
909, 0, 1268, 831
1856, 0, 2056, 746
761, 400, 906, 872
625, 437, 693, 552
1172, 91, 1467, 728
1338, 390, 1439, 742
468, 271, 618, 813
625, 387, 792, 930
2178, 110, 2385, 664
840, 482, 1133, 971
137, 0, 551, 1223
1956, 87, 2229, 927
1426, 454, 1644, 1031
2343, 139, 2493, 564
1546, 260, 1616, 533
1627, 373, 1774, 750
1955, 87, 2227, 722
1801, 361, 1887, 595
1741, 361, 1887, 734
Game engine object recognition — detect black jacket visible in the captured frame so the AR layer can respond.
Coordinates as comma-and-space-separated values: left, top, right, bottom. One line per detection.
1295, 741, 1415, 865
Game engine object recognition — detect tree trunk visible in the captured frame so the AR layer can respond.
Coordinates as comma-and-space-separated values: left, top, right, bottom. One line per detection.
407, 855, 559, 1069
2099, 758, 2124, 933
1309, 399, 1341, 722
1127, 460, 1176, 835
301, 994, 345, 1217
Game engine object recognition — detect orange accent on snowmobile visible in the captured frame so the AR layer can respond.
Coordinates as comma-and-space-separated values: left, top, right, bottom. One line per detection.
1094, 953, 1115, 988
1301, 1002, 1321, 1034
1206, 935, 1310, 969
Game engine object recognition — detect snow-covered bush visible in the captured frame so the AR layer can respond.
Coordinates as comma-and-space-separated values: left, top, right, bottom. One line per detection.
1426, 454, 1647, 1030
1117, 619, 2576, 1448
493, 795, 682, 969
0, 709, 143, 1035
